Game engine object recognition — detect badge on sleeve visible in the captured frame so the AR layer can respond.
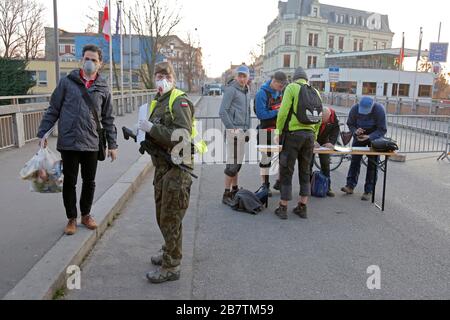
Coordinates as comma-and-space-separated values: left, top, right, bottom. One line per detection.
180, 100, 189, 108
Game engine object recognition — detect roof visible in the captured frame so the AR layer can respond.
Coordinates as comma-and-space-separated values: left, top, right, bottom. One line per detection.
325, 48, 429, 59
277, 0, 392, 33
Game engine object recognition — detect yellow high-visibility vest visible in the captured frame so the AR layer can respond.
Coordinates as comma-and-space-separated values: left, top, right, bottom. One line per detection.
149, 89, 207, 154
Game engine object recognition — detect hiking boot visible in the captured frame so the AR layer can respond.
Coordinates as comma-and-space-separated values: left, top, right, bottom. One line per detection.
231, 187, 239, 198
274, 206, 288, 220
361, 193, 372, 201
222, 191, 234, 206
273, 180, 281, 191
327, 189, 336, 198
293, 204, 308, 219
151, 250, 163, 266
147, 267, 180, 284
81, 215, 98, 230
341, 186, 354, 195
65, 219, 77, 236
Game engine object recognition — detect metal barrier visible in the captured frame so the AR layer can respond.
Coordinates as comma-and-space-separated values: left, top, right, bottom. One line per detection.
0, 90, 156, 150
194, 114, 450, 164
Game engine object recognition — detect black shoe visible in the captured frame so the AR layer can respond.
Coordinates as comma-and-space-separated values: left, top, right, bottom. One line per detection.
273, 180, 281, 191
222, 191, 234, 206
293, 204, 308, 219
275, 206, 288, 220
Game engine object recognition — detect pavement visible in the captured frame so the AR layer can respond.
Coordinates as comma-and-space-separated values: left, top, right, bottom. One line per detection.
0, 96, 200, 298
64, 97, 450, 300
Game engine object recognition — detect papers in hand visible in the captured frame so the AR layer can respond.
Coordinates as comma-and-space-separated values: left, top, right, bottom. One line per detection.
137, 104, 148, 144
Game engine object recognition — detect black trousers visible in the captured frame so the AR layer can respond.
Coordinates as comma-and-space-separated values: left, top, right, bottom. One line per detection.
279, 131, 315, 201
60, 151, 98, 219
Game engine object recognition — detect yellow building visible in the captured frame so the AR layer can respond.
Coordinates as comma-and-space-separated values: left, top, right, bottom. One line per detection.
26, 60, 80, 94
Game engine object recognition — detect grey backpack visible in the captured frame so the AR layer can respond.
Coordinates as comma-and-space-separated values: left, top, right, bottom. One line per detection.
230, 189, 264, 215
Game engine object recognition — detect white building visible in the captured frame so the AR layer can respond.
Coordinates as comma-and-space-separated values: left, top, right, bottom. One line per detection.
263, 0, 394, 78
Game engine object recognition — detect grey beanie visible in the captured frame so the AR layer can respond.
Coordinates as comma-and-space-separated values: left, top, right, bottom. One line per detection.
293, 67, 308, 81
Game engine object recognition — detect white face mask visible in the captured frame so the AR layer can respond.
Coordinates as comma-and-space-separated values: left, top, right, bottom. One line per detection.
156, 79, 173, 94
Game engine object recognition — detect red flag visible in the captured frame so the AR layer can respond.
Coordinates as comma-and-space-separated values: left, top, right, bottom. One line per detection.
101, 0, 111, 42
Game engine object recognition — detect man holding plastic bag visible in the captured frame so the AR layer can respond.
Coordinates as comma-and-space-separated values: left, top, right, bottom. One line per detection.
36, 44, 118, 236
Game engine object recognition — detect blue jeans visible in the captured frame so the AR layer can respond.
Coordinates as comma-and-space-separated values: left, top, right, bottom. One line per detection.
346, 140, 379, 194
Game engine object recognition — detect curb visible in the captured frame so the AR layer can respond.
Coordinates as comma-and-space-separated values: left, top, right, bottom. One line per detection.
3, 95, 203, 300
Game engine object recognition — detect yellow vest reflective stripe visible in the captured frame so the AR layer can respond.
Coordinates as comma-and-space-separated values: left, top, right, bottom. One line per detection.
148, 89, 208, 154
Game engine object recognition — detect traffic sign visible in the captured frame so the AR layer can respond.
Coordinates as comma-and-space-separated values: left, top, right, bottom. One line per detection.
329, 67, 340, 83
429, 43, 448, 62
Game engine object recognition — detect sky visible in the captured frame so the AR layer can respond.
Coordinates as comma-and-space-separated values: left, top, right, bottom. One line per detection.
41, 0, 450, 78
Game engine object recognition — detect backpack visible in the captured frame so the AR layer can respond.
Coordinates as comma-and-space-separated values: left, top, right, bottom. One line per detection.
311, 171, 329, 198
230, 189, 265, 215
295, 84, 323, 125
371, 138, 399, 152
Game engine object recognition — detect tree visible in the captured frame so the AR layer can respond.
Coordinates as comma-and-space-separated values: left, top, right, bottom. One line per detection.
130, 0, 181, 89
0, 58, 35, 102
0, 0, 45, 60
434, 73, 450, 99
19, 0, 45, 60
183, 32, 201, 93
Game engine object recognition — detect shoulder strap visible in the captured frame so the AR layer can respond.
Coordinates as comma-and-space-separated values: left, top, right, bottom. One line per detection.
68, 74, 102, 130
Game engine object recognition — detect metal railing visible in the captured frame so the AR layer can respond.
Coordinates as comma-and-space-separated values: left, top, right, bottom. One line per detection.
0, 90, 156, 150
194, 114, 450, 164
320, 92, 450, 117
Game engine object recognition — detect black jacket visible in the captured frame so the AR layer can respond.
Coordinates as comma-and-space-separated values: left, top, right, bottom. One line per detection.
37, 69, 117, 151
317, 110, 340, 145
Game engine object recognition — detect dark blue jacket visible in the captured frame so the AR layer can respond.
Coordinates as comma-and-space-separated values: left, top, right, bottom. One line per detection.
255, 80, 282, 121
347, 102, 387, 142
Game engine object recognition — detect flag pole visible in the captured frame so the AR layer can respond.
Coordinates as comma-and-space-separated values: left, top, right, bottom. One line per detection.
396, 32, 404, 114
109, 0, 113, 97
412, 27, 423, 111
118, 0, 125, 113
129, 8, 133, 98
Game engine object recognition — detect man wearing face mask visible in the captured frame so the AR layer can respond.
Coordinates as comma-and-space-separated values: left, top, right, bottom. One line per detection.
137, 61, 194, 284
37, 44, 118, 236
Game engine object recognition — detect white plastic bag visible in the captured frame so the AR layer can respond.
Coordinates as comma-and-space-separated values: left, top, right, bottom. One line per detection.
19, 127, 64, 194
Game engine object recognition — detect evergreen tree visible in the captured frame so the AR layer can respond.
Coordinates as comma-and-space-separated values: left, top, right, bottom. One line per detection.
0, 58, 35, 103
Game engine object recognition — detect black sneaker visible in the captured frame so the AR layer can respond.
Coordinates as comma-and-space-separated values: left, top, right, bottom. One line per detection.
273, 180, 281, 191
293, 204, 308, 219
222, 191, 234, 206
274, 206, 288, 220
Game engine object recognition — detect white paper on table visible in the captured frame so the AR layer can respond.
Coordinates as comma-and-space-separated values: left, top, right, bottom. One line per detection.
315, 147, 332, 151
334, 145, 352, 153
352, 147, 371, 152
137, 104, 148, 144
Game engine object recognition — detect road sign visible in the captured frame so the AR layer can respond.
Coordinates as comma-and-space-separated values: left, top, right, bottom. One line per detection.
429, 42, 448, 62
329, 67, 340, 83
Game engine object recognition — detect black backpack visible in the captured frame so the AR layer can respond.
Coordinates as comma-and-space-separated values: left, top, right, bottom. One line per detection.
371, 138, 399, 152
295, 84, 323, 125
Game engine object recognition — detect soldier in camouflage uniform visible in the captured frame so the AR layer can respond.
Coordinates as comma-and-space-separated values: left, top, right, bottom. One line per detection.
138, 62, 194, 284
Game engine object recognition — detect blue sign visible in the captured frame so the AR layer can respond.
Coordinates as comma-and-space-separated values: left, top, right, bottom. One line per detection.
329, 67, 340, 72
429, 42, 448, 62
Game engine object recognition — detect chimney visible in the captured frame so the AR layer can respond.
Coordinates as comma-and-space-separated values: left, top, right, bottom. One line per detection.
98, 11, 104, 34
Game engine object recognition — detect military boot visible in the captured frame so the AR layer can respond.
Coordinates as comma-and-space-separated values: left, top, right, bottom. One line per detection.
147, 267, 180, 284
222, 190, 234, 206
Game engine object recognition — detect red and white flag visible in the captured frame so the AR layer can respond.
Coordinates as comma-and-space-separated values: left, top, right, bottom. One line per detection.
101, 0, 111, 42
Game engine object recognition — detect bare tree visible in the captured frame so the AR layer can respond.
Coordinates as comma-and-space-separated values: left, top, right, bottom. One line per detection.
183, 32, 200, 93
130, 0, 181, 89
0, 0, 24, 58
19, 0, 45, 60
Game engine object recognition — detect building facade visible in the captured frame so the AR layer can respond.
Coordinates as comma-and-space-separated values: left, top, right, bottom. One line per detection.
263, 0, 394, 78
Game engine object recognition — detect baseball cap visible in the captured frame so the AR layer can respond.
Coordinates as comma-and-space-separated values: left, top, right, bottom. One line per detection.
358, 97, 375, 115
236, 65, 250, 76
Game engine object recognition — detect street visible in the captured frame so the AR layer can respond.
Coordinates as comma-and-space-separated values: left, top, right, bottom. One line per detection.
65, 97, 450, 300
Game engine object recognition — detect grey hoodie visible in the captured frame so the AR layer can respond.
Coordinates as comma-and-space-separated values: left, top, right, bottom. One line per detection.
219, 80, 251, 130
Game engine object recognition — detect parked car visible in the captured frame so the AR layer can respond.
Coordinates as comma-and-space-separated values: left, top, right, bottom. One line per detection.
204, 83, 222, 96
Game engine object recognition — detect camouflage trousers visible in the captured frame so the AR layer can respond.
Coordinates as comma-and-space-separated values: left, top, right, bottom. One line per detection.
153, 164, 192, 269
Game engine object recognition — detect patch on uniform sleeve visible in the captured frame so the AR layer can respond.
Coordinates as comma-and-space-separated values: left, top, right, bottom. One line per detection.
180, 100, 190, 108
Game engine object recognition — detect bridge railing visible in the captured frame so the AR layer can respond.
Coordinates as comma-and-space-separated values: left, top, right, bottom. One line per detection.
0, 90, 156, 150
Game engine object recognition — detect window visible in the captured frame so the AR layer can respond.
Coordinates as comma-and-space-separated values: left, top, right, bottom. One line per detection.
312, 7, 318, 17
359, 40, 364, 51
309, 33, 318, 47
37, 71, 47, 87
335, 81, 357, 94
59, 44, 65, 54
283, 54, 291, 68
338, 36, 344, 50
362, 82, 377, 95
328, 35, 334, 50
373, 41, 378, 50
381, 42, 387, 49
383, 83, 388, 96
307, 56, 318, 68
418, 85, 432, 97
310, 81, 325, 91
392, 83, 410, 97
340, 15, 344, 23
353, 39, 358, 51
285, 31, 292, 45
